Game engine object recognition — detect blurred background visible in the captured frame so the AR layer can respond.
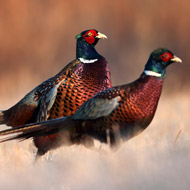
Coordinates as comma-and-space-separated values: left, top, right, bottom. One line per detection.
0, 0, 189, 189
0, 0, 189, 106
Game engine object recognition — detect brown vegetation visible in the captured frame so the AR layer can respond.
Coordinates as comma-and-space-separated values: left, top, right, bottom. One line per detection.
0, 0, 189, 104
0, 1, 189, 189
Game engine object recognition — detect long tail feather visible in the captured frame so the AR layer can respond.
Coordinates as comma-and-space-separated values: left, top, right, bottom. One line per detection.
0, 117, 68, 142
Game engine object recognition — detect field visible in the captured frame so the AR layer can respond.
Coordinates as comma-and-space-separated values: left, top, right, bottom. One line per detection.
0, 0, 189, 189
0, 91, 189, 189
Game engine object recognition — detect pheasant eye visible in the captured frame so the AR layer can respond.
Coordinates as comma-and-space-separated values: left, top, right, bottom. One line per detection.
160, 52, 172, 62
88, 32, 92, 36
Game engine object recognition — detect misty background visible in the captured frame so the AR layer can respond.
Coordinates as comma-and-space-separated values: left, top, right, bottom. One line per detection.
0, 0, 189, 103
0, 0, 189, 189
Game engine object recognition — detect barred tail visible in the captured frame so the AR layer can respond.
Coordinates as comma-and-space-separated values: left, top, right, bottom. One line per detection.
0, 117, 69, 142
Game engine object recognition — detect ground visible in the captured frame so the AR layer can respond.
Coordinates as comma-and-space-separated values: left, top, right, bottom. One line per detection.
0, 92, 189, 190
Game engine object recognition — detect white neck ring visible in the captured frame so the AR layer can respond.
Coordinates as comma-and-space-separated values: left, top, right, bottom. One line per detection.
78, 57, 98, 63
144, 70, 162, 77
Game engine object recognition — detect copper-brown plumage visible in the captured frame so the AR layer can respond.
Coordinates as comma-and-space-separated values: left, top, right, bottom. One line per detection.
0, 48, 182, 156
75, 75, 164, 144
0, 29, 112, 156
49, 57, 111, 119
34, 57, 111, 155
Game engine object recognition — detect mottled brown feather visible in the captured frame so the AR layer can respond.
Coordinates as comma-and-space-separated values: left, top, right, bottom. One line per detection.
34, 57, 112, 154
0, 74, 163, 151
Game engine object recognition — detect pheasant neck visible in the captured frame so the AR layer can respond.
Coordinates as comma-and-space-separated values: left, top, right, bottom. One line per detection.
144, 59, 166, 78
144, 70, 162, 77
132, 74, 164, 121
144, 69, 166, 78
76, 40, 101, 61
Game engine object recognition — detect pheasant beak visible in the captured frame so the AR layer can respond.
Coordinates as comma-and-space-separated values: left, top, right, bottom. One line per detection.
96, 32, 107, 39
171, 55, 182, 63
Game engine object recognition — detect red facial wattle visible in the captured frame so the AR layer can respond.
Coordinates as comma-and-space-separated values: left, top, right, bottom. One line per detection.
160, 52, 173, 62
83, 30, 98, 44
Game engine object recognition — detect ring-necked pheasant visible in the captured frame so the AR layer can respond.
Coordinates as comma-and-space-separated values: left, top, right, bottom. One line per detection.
0, 29, 112, 157
0, 48, 182, 153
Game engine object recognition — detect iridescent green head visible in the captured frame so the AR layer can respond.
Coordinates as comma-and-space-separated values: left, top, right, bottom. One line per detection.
75, 29, 107, 60
144, 48, 182, 78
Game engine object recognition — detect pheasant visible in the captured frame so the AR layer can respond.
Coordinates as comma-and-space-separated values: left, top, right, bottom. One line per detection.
0, 48, 182, 153
0, 29, 112, 156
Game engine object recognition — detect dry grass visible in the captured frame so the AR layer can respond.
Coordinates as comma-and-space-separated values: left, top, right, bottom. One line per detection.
0, 0, 189, 189
0, 92, 189, 190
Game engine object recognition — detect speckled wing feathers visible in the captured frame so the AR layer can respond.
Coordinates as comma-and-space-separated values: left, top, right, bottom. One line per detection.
73, 96, 121, 120
1, 59, 80, 127
36, 84, 59, 122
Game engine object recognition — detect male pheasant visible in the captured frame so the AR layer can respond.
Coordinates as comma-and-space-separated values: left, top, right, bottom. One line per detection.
0, 48, 182, 152
0, 29, 112, 156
